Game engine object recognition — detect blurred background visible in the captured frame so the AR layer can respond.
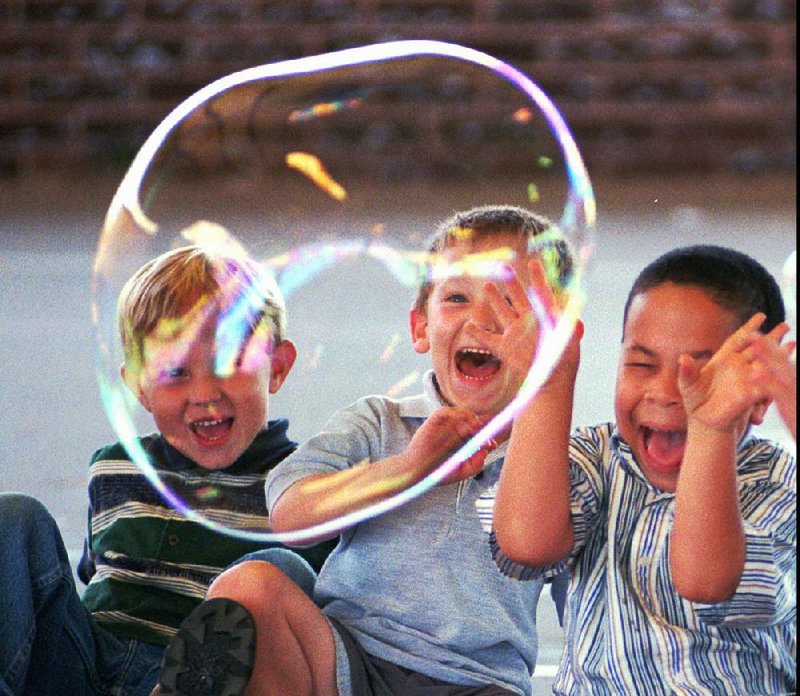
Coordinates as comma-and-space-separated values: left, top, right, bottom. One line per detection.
1, 1, 796, 693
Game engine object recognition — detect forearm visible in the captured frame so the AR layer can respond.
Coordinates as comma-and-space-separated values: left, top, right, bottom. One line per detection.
270, 453, 420, 542
494, 384, 575, 567
670, 424, 745, 602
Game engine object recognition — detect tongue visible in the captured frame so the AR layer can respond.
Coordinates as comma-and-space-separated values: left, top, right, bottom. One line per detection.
458, 354, 500, 380
645, 430, 686, 471
193, 419, 232, 443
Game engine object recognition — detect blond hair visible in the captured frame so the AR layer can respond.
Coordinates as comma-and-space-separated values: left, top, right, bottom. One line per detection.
413, 204, 574, 312
118, 244, 285, 379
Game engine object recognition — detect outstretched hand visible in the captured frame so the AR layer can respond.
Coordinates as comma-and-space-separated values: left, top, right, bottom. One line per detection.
678, 313, 771, 433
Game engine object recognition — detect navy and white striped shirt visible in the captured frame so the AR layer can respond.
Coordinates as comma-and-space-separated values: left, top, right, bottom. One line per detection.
480, 423, 796, 695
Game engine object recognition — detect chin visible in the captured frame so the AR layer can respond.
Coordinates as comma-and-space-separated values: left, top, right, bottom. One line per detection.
642, 464, 680, 493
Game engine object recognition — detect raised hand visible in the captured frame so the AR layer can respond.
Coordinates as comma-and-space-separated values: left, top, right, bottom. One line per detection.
479, 256, 582, 388
747, 322, 796, 439
678, 313, 769, 433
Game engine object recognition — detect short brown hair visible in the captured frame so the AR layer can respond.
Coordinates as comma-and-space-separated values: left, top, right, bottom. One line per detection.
413, 204, 574, 312
118, 243, 286, 379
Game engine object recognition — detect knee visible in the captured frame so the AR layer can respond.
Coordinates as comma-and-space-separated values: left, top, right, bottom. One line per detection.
208, 559, 303, 616
0, 493, 55, 535
234, 547, 316, 598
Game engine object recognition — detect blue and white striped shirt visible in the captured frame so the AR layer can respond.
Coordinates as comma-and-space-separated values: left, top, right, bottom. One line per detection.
480, 423, 796, 695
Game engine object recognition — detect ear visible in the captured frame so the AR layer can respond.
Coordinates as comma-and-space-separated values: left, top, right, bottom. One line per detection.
748, 397, 771, 427
269, 339, 297, 394
120, 363, 152, 413
410, 308, 430, 354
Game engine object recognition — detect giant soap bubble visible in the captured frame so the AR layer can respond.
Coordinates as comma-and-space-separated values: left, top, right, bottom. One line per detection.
93, 40, 595, 542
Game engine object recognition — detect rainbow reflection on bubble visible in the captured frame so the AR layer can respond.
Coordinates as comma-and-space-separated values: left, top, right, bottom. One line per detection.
93, 40, 595, 543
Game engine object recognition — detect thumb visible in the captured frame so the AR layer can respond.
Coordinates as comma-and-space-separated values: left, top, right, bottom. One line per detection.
677, 353, 701, 392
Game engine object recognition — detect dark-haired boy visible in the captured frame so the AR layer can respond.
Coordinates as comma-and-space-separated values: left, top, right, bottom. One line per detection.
489, 244, 796, 694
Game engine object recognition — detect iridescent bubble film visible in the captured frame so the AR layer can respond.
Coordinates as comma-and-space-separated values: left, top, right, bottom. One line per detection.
93, 40, 595, 542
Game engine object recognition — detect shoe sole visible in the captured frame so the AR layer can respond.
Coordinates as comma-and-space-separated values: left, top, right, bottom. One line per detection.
158, 597, 256, 696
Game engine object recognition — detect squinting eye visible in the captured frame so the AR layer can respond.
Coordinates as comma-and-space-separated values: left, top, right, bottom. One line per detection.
624, 362, 655, 370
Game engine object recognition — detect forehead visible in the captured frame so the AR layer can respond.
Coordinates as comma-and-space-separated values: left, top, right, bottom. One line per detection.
623, 283, 740, 348
441, 229, 527, 256
435, 231, 530, 280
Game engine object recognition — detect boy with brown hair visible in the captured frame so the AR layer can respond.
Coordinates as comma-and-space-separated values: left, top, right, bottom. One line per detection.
153, 205, 572, 696
0, 239, 334, 696
489, 244, 796, 694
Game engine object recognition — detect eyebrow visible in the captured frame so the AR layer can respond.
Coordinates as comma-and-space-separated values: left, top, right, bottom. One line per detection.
627, 343, 715, 360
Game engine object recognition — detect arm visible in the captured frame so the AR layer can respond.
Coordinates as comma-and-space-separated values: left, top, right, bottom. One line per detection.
270, 405, 492, 542
484, 258, 582, 566
671, 314, 771, 602
693, 441, 795, 627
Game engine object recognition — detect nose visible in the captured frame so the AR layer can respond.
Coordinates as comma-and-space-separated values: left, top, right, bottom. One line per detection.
188, 372, 223, 406
468, 293, 501, 333
645, 367, 681, 406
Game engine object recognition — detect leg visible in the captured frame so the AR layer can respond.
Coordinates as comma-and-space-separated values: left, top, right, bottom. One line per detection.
158, 557, 338, 696
0, 493, 107, 695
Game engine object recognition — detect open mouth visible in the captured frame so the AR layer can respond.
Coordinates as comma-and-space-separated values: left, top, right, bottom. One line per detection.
455, 348, 501, 381
190, 417, 234, 444
641, 426, 686, 472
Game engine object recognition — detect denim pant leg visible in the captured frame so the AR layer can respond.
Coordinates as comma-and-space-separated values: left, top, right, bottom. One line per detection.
0, 493, 147, 696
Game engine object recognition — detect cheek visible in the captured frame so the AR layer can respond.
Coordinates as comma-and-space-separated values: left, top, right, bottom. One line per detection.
233, 374, 271, 409
613, 381, 637, 424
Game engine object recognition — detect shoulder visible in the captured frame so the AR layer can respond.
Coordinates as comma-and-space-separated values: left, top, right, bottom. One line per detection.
570, 422, 616, 458
332, 392, 423, 427
90, 434, 160, 466
737, 436, 796, 488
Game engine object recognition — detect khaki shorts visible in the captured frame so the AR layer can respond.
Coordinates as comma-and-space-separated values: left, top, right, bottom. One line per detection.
328, 618, 517, 696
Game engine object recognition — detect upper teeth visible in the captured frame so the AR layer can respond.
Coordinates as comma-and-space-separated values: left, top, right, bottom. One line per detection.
194, 419, 223, 427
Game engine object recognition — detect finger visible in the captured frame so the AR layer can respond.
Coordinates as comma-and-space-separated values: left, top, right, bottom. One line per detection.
677, 353, 701, 391
502, 267, 533, 313
527, 255, 558, 320
484, 281, 520, 326
768, 321, 791, 340
718, 312, 767, 358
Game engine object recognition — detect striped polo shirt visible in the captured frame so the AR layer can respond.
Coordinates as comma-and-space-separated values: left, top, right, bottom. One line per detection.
79, 420, 336, 645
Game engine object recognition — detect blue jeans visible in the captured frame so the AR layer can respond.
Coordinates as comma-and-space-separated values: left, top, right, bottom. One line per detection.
0, 493, 163, 696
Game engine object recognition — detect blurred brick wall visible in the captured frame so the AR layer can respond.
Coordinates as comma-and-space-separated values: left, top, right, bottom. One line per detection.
0, 0, 795, 178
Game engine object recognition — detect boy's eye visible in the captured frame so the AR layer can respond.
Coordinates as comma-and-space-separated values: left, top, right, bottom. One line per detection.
624, 362, 655, 370
158, 366, 188, 381
445, 293, 468, 303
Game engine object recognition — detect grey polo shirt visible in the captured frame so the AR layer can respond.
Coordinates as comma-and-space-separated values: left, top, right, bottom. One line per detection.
266, 371, 544, 696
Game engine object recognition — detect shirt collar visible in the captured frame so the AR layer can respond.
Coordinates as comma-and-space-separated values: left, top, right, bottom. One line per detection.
610, 426, 762, 492
397, 369, 446, 419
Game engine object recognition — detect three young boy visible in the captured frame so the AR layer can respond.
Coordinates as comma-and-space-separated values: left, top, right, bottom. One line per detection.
488, 244, 796, 694
5, 208, 794, 695
0, 242, 335, 695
